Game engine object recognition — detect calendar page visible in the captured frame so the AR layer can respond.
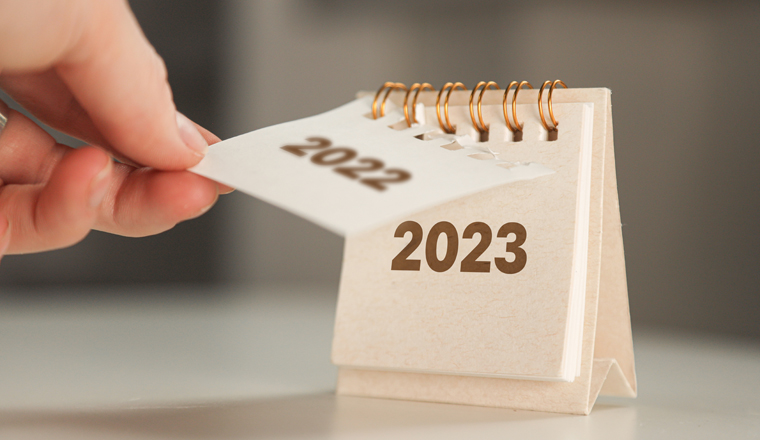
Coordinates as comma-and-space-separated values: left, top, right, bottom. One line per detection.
190, 96, 554, 236
332, 102, 595, 381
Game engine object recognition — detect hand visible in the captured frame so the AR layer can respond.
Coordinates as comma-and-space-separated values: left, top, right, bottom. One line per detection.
0, 0, 230, 261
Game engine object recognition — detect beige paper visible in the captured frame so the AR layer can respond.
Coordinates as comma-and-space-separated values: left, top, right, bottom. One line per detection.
190, 96, 552, 236
333, 88, 636, 415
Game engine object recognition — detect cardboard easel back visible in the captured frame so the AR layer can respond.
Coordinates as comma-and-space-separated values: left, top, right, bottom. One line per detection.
591, 95, 637, 399
335, 89, 636, 415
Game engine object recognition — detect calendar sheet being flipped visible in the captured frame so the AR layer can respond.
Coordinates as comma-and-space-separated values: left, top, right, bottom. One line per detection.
190, 95, 555, 236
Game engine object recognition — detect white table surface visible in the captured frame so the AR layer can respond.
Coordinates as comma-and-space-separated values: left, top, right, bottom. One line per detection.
0, 283, 758, 439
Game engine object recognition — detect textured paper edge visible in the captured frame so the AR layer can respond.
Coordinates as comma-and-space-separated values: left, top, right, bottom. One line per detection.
593, 94, 638, 397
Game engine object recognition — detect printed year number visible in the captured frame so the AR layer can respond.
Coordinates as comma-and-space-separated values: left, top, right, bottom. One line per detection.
391, 221, 527, 274
281, 137, 411, 191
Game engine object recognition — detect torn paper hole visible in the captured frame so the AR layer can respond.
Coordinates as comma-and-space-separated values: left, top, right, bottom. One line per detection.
468, 153, 497, 160
388, 119, 411, 131
441, 142, 463, 151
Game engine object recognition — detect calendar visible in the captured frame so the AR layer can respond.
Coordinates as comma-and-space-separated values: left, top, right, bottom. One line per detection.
191, 81, 637, 415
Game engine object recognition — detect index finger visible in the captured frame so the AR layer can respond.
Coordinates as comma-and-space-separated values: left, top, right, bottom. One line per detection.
0, 0, 208, 170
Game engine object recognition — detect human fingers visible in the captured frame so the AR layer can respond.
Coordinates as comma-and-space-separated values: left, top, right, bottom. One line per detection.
0, 0, 207, 170
0, 100, 123, 190
0, 69, 110, 151
0, 146, 112, 254
0, 100, 9, 260
0, 103, 224, 240
194, 122, 234, 194
90, 119, 229, 234
95, 165, 218, 237
0, 70, 232, 186
0, 215, 9, 263
0, 102, 77, 186
0, 69, 157, 167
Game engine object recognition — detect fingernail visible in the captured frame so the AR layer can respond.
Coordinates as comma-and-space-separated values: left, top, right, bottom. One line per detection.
89, 158, 112, 209
176, 112, 208, 157
217, 183, 235, 195
0, 216, 10, 257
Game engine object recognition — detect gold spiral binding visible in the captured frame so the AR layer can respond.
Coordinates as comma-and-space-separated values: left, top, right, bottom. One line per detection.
538, 79, 568, 131
469, 81, 500, 133
503, 81, 533, 133
436, 82, 466, 134
372, 82, 407, 119
374, 80, 565, 138
404, 82, 434, 127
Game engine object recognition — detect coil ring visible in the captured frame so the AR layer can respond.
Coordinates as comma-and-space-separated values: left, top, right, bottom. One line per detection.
548, 79, 567, 130
469, 81, 500, 133
503, 80, 533, 133
404, 83, 434, 127
470, 82, 487, 132
373, 82, 394, 119
436, 82, 466, 134
372, 82, 407, 119
539, 80, 567, 131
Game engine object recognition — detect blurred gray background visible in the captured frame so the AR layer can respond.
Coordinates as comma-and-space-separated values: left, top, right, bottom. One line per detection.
1, 0, 758, 339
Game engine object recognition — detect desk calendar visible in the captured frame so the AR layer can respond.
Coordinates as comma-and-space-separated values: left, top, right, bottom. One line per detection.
191, 81, 637, 414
